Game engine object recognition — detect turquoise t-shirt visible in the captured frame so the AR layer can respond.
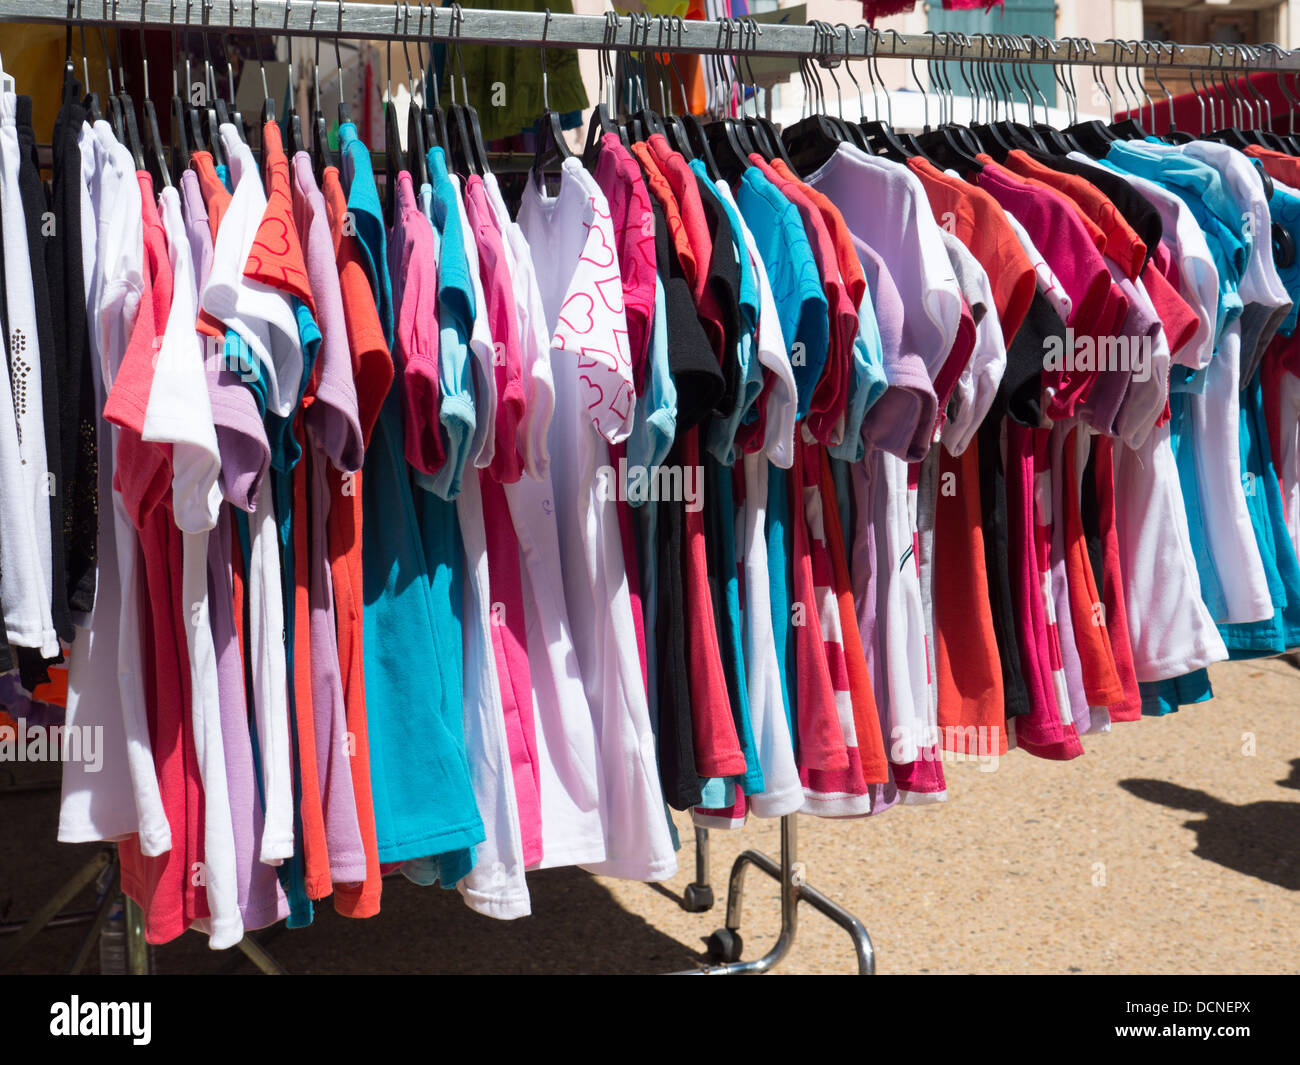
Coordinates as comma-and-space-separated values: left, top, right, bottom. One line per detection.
736, 166, 827, 420
694, 161, 762, 465
417, 146, 477, 501
627, 276, 677, 477
270, 300, 322, 928
1267, 182, 1300, 337
1219, 368, 1300, 656
337, 131, 485, 869
828, 286, 889, 463
766, 465, 796, 746
700, 454, 765, 801
338, 120, 394, 346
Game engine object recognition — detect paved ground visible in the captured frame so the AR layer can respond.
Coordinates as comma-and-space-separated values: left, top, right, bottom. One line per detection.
3, 657, 1296, 975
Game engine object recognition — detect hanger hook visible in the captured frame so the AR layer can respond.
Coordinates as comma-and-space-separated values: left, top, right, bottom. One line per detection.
251, 0, 268, 101
335, 0, 346, 110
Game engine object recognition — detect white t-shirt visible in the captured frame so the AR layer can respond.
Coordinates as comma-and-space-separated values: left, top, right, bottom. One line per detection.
491, 180, 607, 868
852, 447, 931, 789
144, 185, 242, 949
58, 121, 147, 849
0, 76, 57, 657
939, 229, 1006, 457
483, 171, 555, 480
456, 467, 531, 918
1113, 420, 1229, 680
518, 158, 675, 882
199, 126, 295, 865
807, 145, 961, 383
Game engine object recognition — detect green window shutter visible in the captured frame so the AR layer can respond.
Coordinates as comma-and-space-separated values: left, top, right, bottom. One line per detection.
925, 1, 1058, 106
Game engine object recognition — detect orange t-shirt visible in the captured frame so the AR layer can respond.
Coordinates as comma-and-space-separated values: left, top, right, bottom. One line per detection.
907, 156, 1037, 346
1001, 150, 1147, 282
1061, 427, 1125, 708
907, 157, 1031, 757
191, 150, 232, 342
322, 165, 392, 919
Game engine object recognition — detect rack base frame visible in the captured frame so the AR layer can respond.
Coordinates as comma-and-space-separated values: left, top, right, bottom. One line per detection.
677, 815, 875, 975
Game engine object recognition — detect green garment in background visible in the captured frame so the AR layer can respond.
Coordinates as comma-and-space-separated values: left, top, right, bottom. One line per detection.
440, 0, 588, 142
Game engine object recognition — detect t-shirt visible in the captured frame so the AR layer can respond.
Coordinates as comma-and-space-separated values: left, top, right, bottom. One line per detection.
292, 150, 368, 892
518, 157, 676, 882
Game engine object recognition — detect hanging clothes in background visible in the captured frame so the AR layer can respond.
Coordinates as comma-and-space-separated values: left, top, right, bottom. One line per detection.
3, 13, 1300, 952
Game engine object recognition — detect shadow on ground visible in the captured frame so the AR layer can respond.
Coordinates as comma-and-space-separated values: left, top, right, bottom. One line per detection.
1120, 774, 1300, 891
0, 766, 705, 974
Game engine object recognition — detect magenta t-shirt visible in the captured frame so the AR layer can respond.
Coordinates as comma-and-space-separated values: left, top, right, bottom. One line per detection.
461, 174, 543, 867
975, 160, 1124, 419
390, 170, 445, 476
464, 174, 526, 485
594, 132, 657, 392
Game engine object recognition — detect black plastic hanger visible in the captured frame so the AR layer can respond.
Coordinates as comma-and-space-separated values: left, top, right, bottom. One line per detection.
80, 21, 102, 122
582, 11, 626, 167
627, 12, 669, 142
859, 28, 916, 162
444, 4, 489, 177
701, 22, 760, 180
649, 16, 696, 162
1100, 40, 1148, 141
135, 5, 171, 188
737, 19, 801, 170
420, 3, 449, 155
104, 6, 147, 171
531, 9, 575, 192
165, 11, 191, 180
976, 34, 1048, 155
311, 14, 334, 177
781, 40, 849, 176
1062, 40, 1118, 158
383, 16, 406, 223
911, 33, 983, 173
667, 15, 722, 180
399, 17, 429, 188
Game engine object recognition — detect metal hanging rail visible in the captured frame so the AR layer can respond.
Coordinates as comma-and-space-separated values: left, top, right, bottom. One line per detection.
5, 0, 1300, 72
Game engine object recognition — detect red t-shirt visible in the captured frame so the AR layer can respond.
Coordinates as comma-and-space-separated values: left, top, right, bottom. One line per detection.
112, 173, 206, 944
323, 167, 391, 918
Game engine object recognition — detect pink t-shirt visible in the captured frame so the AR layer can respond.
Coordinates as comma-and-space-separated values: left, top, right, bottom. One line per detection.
391, 170, 445, 476
465, 174, 526, 485
462, 175, 543, 866
975, 159, 1123, 419
594, 133, 657, 392
751, 154, 857, 448
110, 173, 204, 944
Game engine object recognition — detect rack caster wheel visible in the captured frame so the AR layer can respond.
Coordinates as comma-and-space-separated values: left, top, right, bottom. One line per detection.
706, 928, 743, 963
682, 882, 714, 912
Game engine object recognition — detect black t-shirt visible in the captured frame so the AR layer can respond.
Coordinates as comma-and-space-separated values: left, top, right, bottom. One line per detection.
647, 193, 712, 809
1024, 147, 1163, 271
49, 75, 98, 620
695, 174, 742, 420
652, 194, 722, 430
975, 291, 1064, 721
14, 94, 68, 686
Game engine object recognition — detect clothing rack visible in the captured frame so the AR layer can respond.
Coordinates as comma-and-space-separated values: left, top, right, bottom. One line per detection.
3, 0, 1287, 980
10, 0, 1300, 73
